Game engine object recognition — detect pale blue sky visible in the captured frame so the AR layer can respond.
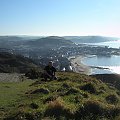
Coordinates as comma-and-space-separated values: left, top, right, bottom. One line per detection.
0, 0, 120, 37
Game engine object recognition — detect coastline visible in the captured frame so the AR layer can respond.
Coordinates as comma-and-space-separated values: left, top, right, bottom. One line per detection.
69, 55, 91, 75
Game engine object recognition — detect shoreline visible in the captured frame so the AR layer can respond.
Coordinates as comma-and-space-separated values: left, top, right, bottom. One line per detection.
69, 55, 92, 75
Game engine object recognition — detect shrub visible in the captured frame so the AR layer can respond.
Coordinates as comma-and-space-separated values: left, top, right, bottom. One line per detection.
75, 100, 104, 119
62, 83, 70, 88
30, 88, 49, 94
4, 111, 42, 120
65, 88, 79, 95
25, 68, 42, 79
44, 98, 72, 119
43, 96, 58, 104
80, 83, 97, 94
29, 102, 39, 109
106, 94, 119, 104
104, 105, 120, 119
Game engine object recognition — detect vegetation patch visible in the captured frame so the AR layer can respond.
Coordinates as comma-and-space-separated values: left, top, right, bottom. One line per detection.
65, 88, 79, 95
106, 94, 119, 104
44, 98, 72, 119
62, 83, 70, 88
75, 100, 104, 119
43, 95, 59, 104
25, 68, 42, 79
29, 102, 39, 109
80, 82, 97, 94
30, 88, 50, 94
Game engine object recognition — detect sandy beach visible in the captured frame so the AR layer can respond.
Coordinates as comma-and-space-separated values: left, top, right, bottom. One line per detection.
69, 55, 91, 75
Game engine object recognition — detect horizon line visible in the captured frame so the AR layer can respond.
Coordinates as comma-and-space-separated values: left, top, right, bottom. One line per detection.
0, 34, 120, 38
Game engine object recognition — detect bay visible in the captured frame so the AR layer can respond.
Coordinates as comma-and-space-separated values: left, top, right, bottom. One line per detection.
82, 55, 120, 75
87, 40, 120, 49
81, 40, 120, 74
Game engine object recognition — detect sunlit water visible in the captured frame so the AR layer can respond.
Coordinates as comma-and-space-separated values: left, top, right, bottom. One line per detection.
82, 55, 120, 75
87, 40, 120, 48
81, 40, 120, 74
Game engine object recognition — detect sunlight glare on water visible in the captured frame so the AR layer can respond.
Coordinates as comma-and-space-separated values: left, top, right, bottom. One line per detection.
109, 66, 120, 74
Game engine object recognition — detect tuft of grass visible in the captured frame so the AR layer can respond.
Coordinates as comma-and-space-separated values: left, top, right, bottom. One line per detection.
44, 97, 72, 119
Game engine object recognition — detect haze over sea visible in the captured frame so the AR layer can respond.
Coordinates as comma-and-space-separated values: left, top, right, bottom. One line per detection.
82, 40, 120, 74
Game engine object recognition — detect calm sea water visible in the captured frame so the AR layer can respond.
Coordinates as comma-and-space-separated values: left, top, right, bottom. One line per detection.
82, 40, 120, 74
87, 40, 120, 48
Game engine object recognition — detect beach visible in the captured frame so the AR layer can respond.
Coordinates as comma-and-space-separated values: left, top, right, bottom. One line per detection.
69, 55, 91, 75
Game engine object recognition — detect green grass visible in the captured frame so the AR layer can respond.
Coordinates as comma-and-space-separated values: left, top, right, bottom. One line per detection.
0, 72, 120, 119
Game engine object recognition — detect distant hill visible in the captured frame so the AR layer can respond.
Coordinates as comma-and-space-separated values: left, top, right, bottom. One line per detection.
0, 36, 75, 49
26, 36, 75, 48
64, 36, 119, 43
0, 52, 39, 73
0, 36, 27, 49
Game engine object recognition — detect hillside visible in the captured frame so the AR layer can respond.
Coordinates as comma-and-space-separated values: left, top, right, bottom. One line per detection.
0, 36, 119, 49
64, 36, 119, 43
0, 72, 120, 120
26, 36, 75, 48
0, 52, 38, 73
0, 36, 75, 50
91, 74, 120, 91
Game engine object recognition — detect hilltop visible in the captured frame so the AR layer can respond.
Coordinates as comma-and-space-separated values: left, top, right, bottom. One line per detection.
0, 36, 75, 49
1, 35, 119, 49
0, 72, 120, 120
24, 36, 75, 49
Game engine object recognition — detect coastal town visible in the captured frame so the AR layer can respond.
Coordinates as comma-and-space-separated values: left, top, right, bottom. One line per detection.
0, 37, 120, 73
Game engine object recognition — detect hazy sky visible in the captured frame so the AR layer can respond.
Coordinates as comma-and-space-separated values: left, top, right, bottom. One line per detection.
0, 0, 120, 37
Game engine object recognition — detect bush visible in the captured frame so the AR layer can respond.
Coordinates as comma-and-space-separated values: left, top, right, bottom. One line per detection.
75, 100, 104, 119
65, 88, 79, 95
44, 98, 72, 119
29, 102, 39, 109
106, 94, 119, 104
25, 68, 42, 79
4, 112, 42, 120
80, 83, 97, 94
104, 105, 120, 119
30, 88, 49, 94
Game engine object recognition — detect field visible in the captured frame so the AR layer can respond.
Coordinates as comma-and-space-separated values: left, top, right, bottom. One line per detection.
0, 72, 120, 120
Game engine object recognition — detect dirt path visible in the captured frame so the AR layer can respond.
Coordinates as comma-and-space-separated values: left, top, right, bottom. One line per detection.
0, 73, 24, 82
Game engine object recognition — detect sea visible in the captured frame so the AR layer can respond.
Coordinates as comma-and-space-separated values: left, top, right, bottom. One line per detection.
81, 40, 120, 75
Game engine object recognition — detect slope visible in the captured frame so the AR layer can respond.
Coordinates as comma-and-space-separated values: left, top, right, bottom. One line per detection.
1, 72, 120, 120
0, 52, 38, 73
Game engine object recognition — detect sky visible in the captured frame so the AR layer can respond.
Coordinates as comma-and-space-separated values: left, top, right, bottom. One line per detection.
0, 0, 120, 37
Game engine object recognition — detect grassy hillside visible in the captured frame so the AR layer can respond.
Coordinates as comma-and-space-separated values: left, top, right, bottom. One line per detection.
0, 72, 120, 120
91, 74, 120, 91
0, 52, 38, 73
